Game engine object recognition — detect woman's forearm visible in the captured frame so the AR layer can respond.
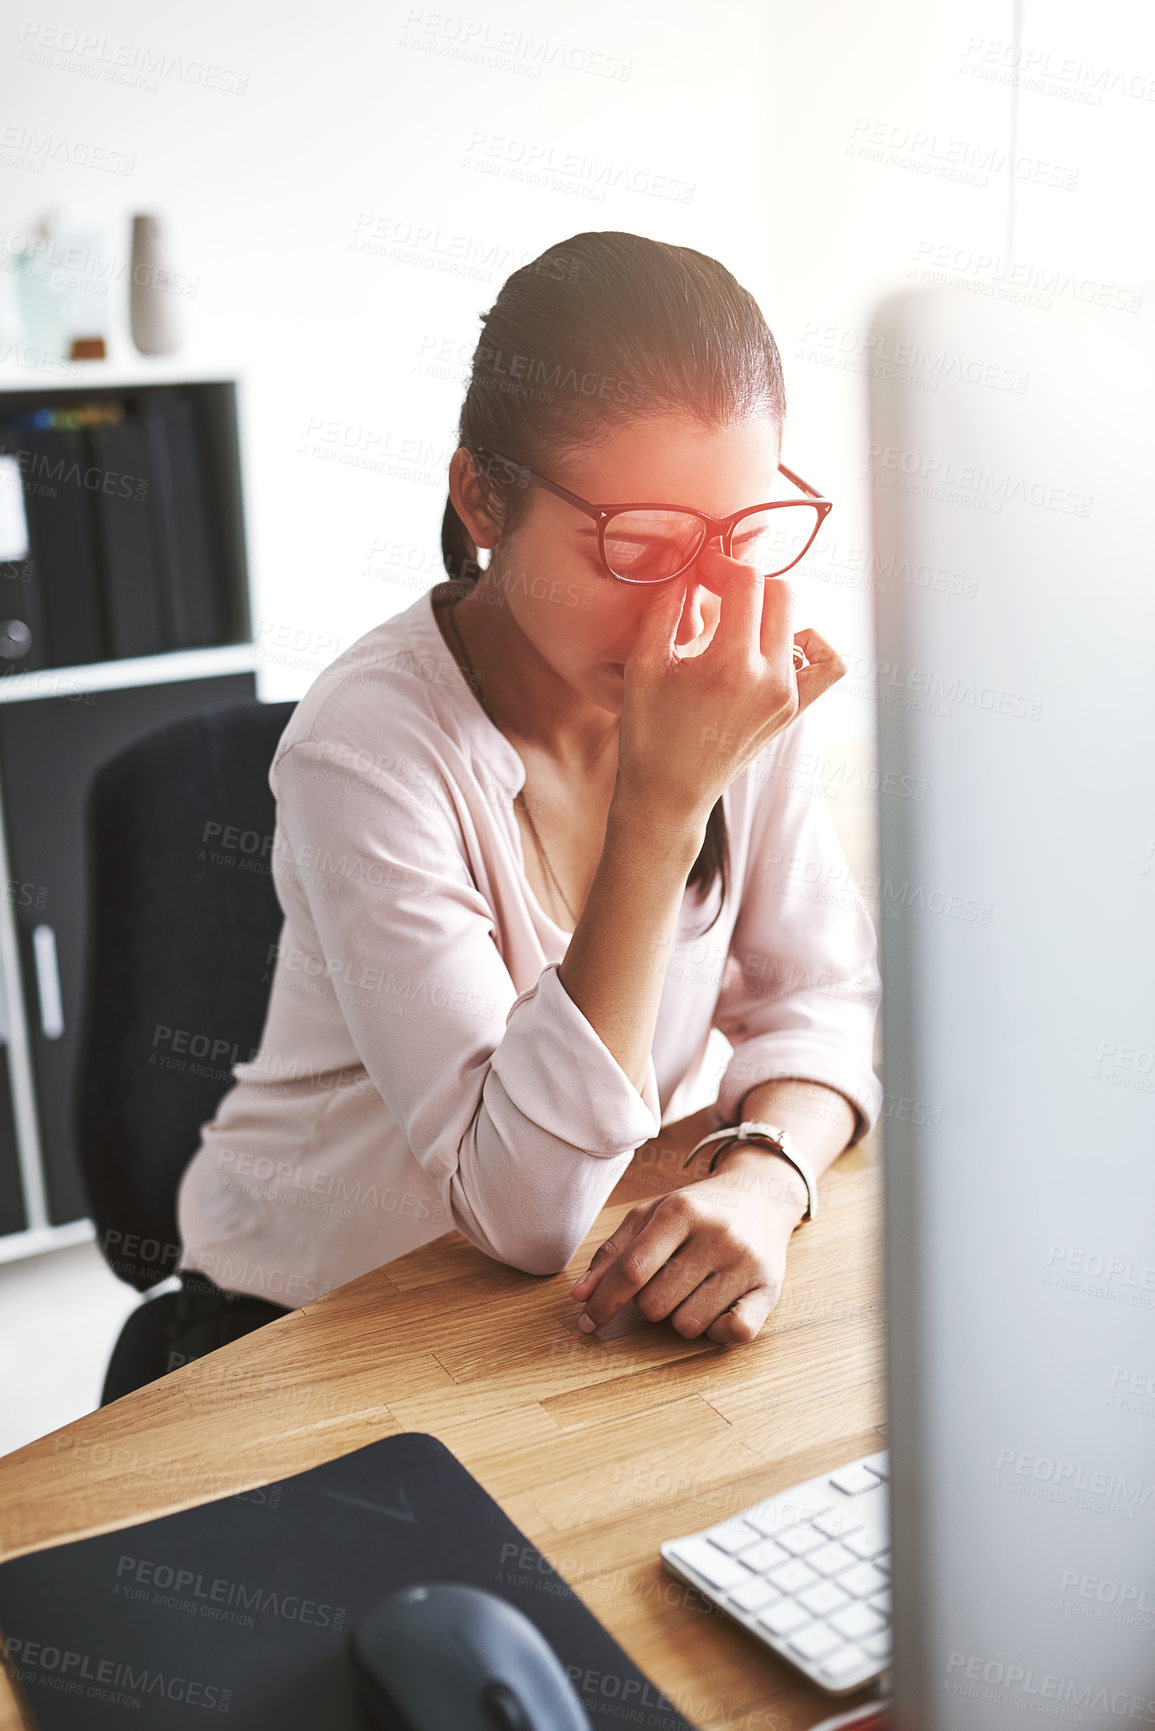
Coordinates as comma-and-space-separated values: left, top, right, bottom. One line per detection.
683, 1077, 858, 1212
740, 1076, 857, 1173
557, 795, 707, 1098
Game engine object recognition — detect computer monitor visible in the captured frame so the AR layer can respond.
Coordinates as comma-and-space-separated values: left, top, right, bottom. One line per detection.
870, 284, 1155, 1730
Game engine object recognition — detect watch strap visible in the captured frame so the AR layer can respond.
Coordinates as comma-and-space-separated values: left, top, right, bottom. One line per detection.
682, 1120, 817, 1220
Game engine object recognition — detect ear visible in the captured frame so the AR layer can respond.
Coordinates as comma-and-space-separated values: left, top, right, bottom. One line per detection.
448, 447, 502, 551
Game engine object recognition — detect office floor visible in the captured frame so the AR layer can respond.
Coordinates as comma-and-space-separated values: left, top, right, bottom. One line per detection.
0, 1239, 140, 1456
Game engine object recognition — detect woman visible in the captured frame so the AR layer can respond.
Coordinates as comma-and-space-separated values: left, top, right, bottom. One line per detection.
172, 230, 882, 1370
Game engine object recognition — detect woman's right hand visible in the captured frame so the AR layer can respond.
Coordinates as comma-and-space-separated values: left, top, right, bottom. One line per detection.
615, 544, 845, 825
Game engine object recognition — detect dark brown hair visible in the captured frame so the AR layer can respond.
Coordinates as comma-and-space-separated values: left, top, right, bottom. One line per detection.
441, 230, 787, 933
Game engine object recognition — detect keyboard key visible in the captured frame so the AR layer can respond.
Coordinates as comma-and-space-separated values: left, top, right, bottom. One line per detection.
845, 1528, 889, 1560
789, 1622, 843, 1661
757, 1599, 811, 1637
767, 1557, 821, 1595
743, 1501, 792, 1539
777, 1523, 826, 1557
798, 1580, 851, 1618
869, 1588, 893, 1615
863, 1630, 892, 1660
862, 1451, 890, 1480
728, 1576, 780, 1614
807, 1541, 860, 1577
829, 1602, 886, 1642
820, 1645, 872, 1684
840, 1561, 890, 1598
829, 1462, 884, 1496
705, 1519, 764, 1555
747, 1497, 831, 1538
740, 1536, 791, 1573
813, 1507, 862, 1540
668, 1537, 752, 1591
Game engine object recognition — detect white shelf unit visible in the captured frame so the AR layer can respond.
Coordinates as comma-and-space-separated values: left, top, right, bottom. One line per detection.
0, 371, 257, 1265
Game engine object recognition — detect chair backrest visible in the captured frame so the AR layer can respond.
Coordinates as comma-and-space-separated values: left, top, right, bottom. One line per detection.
74, 699, 297, 1290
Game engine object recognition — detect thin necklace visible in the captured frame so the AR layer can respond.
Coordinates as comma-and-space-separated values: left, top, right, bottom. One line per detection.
444, 598, 580, 928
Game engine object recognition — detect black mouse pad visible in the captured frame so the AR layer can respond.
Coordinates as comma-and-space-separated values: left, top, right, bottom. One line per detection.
0, 1431, 702, 1729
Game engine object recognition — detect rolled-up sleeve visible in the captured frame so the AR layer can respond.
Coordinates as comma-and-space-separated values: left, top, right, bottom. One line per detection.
272, 734, 660, 1275
711, 715, 884, 1144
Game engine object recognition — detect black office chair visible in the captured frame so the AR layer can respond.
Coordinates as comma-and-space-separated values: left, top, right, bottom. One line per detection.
73, 699, 297, 1404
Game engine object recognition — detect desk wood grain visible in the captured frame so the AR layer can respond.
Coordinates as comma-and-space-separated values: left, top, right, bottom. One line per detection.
0, 1135, 885, 1731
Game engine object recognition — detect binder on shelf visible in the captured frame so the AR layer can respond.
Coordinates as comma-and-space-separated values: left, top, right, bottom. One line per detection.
88, 418, 166, 661
141, 392, 223, 650
17, 427, 108, 669
0, 382, 243, 677
0, 438, 52, 674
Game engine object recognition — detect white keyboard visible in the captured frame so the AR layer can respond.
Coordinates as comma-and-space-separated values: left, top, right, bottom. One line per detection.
660, 1450, 891, 1697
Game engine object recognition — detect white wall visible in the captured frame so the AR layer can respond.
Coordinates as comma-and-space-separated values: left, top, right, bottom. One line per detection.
0, 0, 1003, 714
3, 0, 1150, 723
2, 0, 1151, 991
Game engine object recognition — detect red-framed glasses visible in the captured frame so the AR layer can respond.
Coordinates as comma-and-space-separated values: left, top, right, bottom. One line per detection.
473, 445, 833, 585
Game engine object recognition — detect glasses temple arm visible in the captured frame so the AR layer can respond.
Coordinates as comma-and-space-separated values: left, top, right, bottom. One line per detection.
777, 461, 827, 503
473, 445, 602, 523
475, 446, 830, 522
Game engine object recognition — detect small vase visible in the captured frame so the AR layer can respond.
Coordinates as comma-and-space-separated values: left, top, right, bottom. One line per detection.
129, 214, 181, 356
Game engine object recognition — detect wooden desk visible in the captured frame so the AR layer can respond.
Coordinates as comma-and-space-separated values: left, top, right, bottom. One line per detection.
0, 1124, 885, 1731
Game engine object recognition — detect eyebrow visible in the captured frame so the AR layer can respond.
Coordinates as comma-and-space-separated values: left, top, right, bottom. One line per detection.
571, 494, 789, 540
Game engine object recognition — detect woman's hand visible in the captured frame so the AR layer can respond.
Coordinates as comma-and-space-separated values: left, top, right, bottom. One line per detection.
615, 546, 845, 826
569, 1155, 809, 1345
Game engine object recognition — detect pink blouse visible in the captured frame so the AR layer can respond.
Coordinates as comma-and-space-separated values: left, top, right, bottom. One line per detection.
176, 581, 883, 1306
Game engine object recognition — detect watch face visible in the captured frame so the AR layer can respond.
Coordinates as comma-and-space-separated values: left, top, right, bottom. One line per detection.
745, 1123, 789, 1151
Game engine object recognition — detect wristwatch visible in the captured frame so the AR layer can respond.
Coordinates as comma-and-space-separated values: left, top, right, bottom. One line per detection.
681, 1120, 818, 1221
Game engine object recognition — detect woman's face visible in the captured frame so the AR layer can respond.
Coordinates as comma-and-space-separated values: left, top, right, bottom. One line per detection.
471, 412, 784, 715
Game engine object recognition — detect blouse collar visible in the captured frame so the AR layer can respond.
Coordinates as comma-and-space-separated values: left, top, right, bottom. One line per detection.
413, 581, 528, 799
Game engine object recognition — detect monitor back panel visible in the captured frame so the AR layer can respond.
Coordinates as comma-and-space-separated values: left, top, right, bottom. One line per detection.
869, 284, 1155, 1731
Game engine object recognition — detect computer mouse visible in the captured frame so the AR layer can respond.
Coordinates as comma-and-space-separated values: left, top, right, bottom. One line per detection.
348, 1580, 593, 1731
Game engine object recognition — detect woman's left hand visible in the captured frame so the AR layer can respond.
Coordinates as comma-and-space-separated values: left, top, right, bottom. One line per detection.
569, 1160, 807, 1345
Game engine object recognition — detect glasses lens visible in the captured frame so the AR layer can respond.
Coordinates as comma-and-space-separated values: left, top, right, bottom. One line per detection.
728, 504, 823, 576
601, 510, 706, 582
